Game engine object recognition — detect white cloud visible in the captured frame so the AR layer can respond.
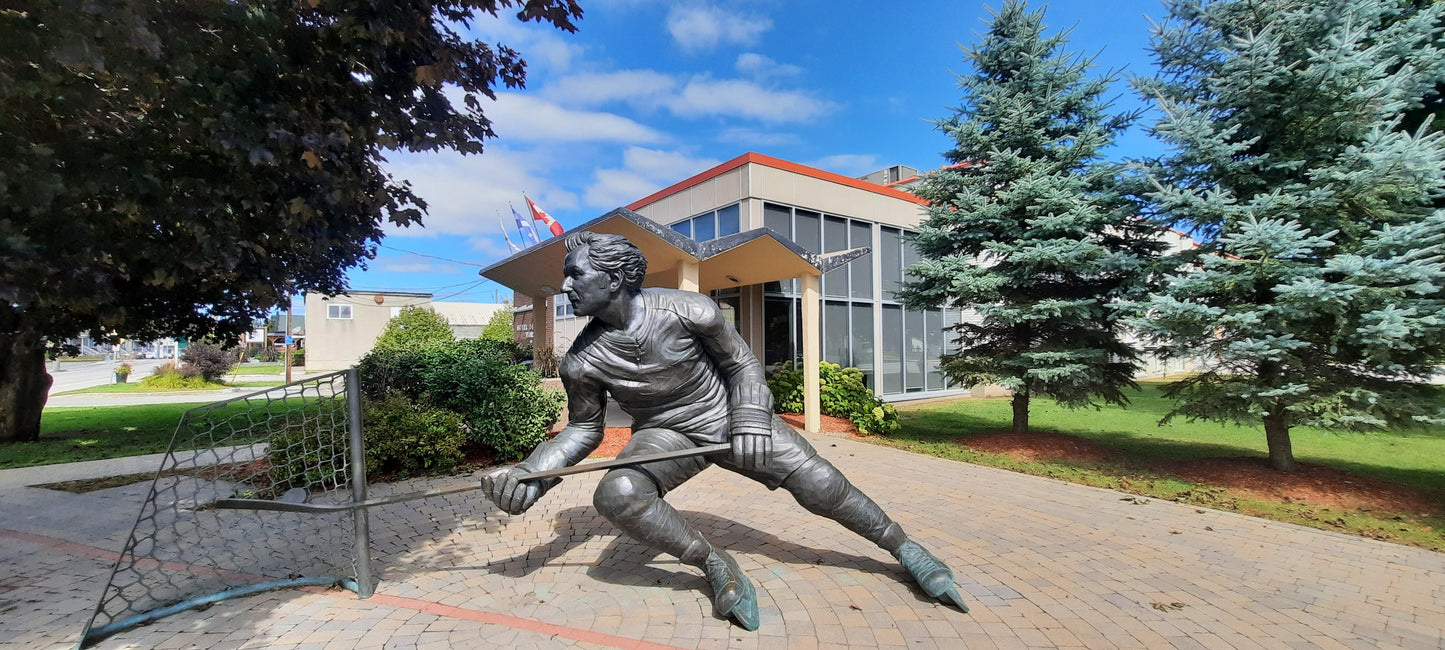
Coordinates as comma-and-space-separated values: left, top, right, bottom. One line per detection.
469, 235, 522, 260
666, 5, 772, 52
540, 70, 677, 108
735, 53, 802, 79
716, 127, 801, 148
806, 154, 882, 177
484, 92, 667, 143
375, 261, 463, 274
584, 147, 721, 209
467, 13, 584, 73
666, 78, 834, 123
382, 147, 577, 240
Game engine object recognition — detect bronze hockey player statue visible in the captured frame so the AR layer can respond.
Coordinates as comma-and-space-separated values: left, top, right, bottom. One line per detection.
482, 231, 967, 629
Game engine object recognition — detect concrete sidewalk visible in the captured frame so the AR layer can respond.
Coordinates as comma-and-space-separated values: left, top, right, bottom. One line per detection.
1, 433, 1442, 649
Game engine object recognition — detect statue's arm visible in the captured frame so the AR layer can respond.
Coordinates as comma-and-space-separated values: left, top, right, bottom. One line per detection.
481, 355, 605, 514
522, 356, 607, 472
685, 297, 775, 469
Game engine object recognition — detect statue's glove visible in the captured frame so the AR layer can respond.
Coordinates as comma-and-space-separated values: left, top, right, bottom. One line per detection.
729, 406, 774, 471
479, 463, 554, 516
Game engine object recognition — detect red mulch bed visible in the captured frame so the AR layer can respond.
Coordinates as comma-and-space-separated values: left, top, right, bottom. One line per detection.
956, 430, 1441, 516
587, 414, 861, 459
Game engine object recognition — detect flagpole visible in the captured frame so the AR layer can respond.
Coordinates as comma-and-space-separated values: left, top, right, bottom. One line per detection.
497, 212, 520, 253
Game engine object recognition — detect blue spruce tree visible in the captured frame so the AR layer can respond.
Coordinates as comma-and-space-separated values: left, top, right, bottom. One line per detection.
1130, 0, 1445, 472
898, 1, 1167, 433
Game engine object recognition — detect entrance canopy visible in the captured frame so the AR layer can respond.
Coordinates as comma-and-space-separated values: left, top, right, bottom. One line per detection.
479, 208, 865, 297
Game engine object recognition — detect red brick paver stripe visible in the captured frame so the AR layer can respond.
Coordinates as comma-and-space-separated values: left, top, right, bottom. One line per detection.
310, 587, 688, 650
1, 527, 686, 650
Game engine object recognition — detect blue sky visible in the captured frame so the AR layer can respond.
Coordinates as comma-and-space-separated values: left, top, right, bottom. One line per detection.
331, 0, 1173, 310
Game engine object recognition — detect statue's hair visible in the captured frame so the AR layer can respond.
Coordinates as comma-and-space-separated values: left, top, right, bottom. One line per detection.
563, 231, 647, 294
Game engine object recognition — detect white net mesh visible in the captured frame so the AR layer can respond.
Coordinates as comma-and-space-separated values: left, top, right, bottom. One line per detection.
78, 369, 372, 647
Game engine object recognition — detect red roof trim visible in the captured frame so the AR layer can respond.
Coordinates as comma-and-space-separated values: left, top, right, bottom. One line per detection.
624, 152, 929, 212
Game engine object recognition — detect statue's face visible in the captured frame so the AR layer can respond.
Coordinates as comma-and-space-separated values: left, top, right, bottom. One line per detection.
561, 246, 618, 317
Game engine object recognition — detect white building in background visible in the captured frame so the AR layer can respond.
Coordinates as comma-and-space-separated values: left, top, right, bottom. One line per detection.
302, 291, 506, 371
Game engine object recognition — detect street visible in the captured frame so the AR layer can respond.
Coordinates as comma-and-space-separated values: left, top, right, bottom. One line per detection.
45, 358, 170, 396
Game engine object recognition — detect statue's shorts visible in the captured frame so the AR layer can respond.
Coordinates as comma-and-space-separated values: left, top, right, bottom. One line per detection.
618, 415, 818, 495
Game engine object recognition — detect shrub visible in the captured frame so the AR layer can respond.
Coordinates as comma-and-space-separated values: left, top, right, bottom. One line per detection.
424, 356, 564, 461
254, 345, 281, 363
291, 348, 305, 366
182, 341, 237, 382
481, 308, 514, 342
361, 394, 467, 478
358, 337, 521, 400
266, 413, 350, 493
374, 307, 454, 350
140, 362, 222, 390
766, 361, 900, 435
357, 337, 561, 462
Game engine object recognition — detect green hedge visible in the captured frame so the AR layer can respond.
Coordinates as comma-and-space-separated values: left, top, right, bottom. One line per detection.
767, 361, 900, 435
361, 394, 467, 478
357, 337, 563, 465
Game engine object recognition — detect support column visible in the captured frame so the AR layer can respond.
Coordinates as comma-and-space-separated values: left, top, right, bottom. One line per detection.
800, 272, 821, 433
532, 293, 555, 375
677, 260, 700, 292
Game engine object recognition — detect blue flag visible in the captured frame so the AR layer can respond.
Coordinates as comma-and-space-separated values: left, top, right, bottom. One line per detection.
512, 204, 540, 245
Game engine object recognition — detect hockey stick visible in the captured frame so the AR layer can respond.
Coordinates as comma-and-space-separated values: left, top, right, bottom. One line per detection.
207, 443, 732, 514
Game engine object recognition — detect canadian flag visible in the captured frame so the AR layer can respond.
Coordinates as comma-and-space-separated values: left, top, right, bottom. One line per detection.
526, 196, 564, 237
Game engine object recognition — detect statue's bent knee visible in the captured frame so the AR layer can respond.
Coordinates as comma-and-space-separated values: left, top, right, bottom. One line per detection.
783, 455, 852, 515
593, 468, 659, 522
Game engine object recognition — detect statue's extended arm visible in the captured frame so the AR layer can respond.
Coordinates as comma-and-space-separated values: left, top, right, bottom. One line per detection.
481, 356, 606, 514
687, 297, 775, 469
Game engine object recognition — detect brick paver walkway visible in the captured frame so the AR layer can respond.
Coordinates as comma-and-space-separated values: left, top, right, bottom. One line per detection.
2, 432, 1442, 649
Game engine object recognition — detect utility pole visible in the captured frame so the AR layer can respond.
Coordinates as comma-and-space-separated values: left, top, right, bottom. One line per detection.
284, 300, 293, 384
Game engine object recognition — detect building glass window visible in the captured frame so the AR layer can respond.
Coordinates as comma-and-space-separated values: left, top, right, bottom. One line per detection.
850, 220, 873, 300
905, 309, 926, 392
327, 304, 352, 320
755, 201, 961, 400
763, 203, 791, 238
880, 226, 902, 300
795, 209, 821, 253
882, 305, 903, 393
718, 204, 740, 237
824, 216, 848, 298
694, 211, 715, 241
851, 303, 875, 388
763, 297, 797, 368
925, 309, 944, 390
824, 300, 850, 366
668, 202, 740, 243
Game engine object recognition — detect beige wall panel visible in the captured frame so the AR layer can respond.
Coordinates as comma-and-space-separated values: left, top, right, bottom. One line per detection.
691, 178, 716, 213
752, 165, 796, 204
715, 168, 744, 205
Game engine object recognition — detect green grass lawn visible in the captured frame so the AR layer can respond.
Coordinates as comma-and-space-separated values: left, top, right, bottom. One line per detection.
892, 382, 1445, 492
231, 364, 285, 374
876, 381, 1445, 548
1, 403, 219, 468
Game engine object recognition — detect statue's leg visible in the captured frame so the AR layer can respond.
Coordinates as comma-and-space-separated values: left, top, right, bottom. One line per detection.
592, 428, 760, 630
719, 417, 968, 612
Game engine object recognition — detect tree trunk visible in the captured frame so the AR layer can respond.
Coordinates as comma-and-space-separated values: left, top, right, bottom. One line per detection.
1263, 408, 1295, 473
0, 330, 52, 443
1011, 391, 1030, 434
